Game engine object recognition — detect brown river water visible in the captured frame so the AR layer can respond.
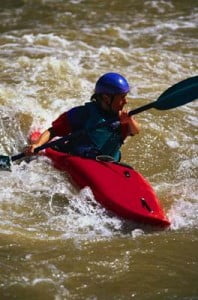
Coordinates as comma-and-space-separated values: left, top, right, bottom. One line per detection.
0, 0, 197, 299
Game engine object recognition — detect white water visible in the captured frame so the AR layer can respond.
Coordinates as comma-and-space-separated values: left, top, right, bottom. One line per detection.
0, 1, 197, 299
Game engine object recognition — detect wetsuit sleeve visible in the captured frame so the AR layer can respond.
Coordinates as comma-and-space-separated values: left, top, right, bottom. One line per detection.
52, 112, 72, 136
52, 105, 88, 136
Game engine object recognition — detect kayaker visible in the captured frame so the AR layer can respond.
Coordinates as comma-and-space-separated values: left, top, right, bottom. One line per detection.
25, 72, 140, 161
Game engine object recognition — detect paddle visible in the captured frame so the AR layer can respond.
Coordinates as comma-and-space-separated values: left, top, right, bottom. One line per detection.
128, 75, 198, 115
0, 75, 197, 170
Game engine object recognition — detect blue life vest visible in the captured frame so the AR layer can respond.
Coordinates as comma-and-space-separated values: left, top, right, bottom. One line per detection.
66, 102, 123, 161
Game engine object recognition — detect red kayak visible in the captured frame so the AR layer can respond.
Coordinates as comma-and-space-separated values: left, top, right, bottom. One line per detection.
30, 131, 170, 227
43, 146, 170, 227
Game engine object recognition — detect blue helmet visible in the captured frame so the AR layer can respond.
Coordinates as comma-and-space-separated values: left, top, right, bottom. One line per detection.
95, 72, 130, 94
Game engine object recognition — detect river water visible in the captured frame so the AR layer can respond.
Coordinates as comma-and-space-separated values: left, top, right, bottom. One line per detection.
0, 0, 197, 299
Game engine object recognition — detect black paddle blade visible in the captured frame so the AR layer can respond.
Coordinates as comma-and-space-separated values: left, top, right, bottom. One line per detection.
154, 75, 198, 110
0, 155, 11, 170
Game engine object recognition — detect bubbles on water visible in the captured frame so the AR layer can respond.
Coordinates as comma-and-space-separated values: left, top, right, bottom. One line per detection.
46, 185, 124, 240
0, 107, 28, 154
163, 179, 198, 230
169, 199, 198, 230
0, 155, 125, 241
165, 139, 180, 149
145, 0, 174, 14
131, 229, 145, 238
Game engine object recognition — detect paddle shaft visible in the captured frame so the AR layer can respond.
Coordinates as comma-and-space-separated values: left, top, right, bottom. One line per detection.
11, 134, 72, 162
128, 102, 154, 116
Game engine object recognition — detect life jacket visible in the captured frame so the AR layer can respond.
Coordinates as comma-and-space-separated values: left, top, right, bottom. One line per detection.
65, 102, 123, 161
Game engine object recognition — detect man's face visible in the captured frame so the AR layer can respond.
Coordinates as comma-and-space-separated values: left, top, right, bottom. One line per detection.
110, 93, 128, 113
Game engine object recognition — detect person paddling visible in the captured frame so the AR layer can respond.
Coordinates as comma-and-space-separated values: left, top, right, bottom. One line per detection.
25, 72, 140, 161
